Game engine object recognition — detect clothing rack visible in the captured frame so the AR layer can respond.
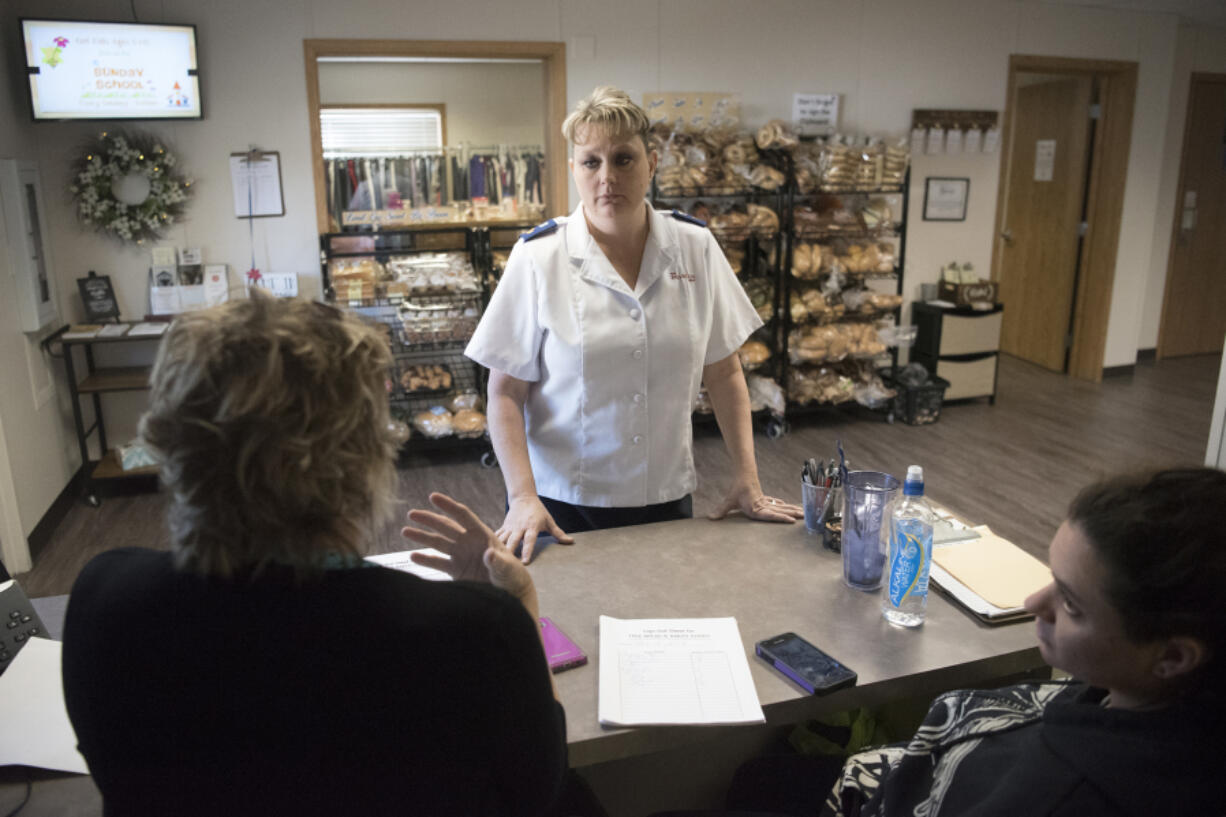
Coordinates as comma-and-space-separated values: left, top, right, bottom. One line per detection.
324, 145, 546, 229
323, 144, 543, 160
322, 147, 445, 160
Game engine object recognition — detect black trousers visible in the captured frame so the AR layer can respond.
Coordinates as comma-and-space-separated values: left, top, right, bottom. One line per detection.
538, 494, 693, 533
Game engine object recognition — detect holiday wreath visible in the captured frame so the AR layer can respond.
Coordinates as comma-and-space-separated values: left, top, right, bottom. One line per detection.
69, 130, 193, 244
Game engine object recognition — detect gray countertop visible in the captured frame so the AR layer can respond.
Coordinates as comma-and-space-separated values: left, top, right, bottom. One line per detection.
533, 515, 1042, 766
6, 515, 1043, 814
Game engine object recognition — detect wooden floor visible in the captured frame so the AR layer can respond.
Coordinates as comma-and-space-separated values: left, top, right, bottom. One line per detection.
18, 353, 1220, 597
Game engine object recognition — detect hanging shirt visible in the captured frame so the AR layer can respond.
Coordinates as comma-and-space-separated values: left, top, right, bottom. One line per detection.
470, 156, 486, 199
465, 204, 762, 507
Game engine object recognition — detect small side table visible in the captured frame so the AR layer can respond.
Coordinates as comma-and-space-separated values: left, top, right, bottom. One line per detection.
44, 326, 163, 506
911, 302, 1004, 404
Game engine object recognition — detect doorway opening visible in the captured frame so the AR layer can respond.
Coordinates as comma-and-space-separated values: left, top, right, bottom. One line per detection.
303, 40, 568, 236
991, 55, 1138, 382
1157, 73, 1226, 360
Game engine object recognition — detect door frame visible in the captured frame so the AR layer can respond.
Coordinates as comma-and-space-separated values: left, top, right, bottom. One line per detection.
991, 54, 1138, 382
1156, 72, 1226, 360
0, 408, 31, 575
303, 39, 567, 236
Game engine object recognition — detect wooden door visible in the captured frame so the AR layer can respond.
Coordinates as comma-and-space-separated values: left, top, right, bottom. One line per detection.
1158, 75, 1226, 359
996, 77, 1093, 371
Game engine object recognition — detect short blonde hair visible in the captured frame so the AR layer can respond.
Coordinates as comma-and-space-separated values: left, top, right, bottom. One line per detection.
562, 86, 651, 150
140, 293, 398, 578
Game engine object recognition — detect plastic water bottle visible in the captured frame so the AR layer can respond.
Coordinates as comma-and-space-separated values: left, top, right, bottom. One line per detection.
883, 465, 936, 627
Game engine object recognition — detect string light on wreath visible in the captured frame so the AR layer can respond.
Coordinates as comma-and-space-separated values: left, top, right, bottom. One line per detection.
69, 129, 193, 243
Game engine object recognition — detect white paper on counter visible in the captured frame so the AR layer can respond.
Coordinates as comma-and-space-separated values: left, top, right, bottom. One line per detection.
0, 637, 89, 774
364, 548, 454, 581
598, 616, 764, 727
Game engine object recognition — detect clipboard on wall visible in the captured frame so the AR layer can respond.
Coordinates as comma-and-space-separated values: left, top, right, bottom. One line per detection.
229, 150, 285, 218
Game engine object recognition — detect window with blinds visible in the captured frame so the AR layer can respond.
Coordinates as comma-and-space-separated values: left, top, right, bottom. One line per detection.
320, 107, 443, 157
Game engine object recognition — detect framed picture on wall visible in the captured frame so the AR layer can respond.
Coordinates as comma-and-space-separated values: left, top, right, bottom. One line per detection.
923, 177, 970, 221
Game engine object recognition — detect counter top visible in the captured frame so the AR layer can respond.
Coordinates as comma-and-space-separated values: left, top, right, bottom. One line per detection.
533, 515, 1042, 766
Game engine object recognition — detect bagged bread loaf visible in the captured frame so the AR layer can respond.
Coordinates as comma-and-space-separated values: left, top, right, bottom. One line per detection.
413, 407, 454, 439
738, 339, 771, 369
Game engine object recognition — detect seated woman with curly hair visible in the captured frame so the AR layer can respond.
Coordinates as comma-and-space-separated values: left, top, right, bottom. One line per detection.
61, 294, 566, 816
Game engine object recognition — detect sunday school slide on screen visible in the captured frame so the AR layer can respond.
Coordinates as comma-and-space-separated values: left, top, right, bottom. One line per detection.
23, 20, 200, 119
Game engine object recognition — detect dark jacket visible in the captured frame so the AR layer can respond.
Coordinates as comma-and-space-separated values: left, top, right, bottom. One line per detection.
824, 680, 1224, 817
62, 548, 567, 817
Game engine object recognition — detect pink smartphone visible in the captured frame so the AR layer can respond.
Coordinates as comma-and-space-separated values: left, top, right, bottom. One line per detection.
540, 617, 587, 673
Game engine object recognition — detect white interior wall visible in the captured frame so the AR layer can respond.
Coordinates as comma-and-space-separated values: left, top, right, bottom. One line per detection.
318, 61, 546, 148
2, 0, 1223, 558
0, 16, 79, 571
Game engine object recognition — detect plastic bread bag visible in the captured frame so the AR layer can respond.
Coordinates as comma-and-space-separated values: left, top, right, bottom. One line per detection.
841, 289, 870, 313
738, 339, 772, 370
821, 263, 846, 300
452, 409, 487, 439
878, 323, 918, 348
881, 137, 910, 186
412, 406, 454, 439
746, 374, 785, 415
854, 378, 896, 409
742, 278, 774, 321
447, 390, 485, 413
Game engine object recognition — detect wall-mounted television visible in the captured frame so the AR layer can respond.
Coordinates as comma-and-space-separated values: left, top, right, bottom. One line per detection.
20, 18, 202, 121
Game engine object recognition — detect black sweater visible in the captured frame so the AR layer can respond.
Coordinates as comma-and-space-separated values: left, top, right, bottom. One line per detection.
826, 680, 1224, 817
62, 548, 566, 816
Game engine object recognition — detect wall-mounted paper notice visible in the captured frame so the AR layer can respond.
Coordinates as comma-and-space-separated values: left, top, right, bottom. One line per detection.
1034, 139, 1057, 182
230, 152, 285, 218
793, 93, 839, 135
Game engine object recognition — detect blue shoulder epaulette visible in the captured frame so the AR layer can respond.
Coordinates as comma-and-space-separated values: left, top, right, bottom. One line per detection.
670, 209, 707, 228
519, 219, 559, 242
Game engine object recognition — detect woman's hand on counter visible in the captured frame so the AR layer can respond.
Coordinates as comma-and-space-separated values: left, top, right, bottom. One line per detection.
497, 496, 575, 565
708, 482, 804, 524
402, 492, 538, 613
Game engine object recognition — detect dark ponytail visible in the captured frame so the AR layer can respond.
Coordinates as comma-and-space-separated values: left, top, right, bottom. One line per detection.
1067, 468, 1226, 690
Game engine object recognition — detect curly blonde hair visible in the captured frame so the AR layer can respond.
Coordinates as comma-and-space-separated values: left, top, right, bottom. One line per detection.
562, 86, 652, 151
139, 293, 397, 577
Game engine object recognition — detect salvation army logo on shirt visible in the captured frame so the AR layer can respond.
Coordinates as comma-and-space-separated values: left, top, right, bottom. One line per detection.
669, 270, 696, 283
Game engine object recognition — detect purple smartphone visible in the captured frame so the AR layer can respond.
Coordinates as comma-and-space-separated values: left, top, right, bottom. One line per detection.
540, 617, 588, 673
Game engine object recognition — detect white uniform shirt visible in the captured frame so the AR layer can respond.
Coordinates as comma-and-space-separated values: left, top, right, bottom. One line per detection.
465, 204, 763, 507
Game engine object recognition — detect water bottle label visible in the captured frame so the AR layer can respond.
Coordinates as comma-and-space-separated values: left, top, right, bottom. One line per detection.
888, 520, 931, 607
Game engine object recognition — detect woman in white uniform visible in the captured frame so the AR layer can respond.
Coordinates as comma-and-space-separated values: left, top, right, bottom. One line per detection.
466, 87, 801, 562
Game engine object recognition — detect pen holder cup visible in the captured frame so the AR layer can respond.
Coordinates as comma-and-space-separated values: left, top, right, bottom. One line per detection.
823, 487, 843, 553
801, 481, 830, 535
841, 470, 900, 591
